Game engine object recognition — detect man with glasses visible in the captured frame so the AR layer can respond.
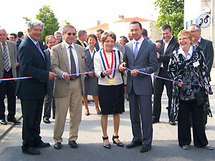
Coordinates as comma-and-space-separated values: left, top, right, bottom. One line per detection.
189, 24, 214, 125
51, 25, 85, 150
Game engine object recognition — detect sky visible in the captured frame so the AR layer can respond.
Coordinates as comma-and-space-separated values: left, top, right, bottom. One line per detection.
0, 0, 159, 33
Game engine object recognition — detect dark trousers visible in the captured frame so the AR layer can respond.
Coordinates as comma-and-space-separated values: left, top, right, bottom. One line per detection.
152, 68, 172, 121
178, 100, 208, 147
43, 87, 55, 119
0, 69, 16, 120
21, 98, 44, 147
128, 90, 152, 146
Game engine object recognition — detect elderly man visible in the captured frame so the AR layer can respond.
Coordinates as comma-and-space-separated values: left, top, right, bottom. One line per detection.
16, 20, 56, 155
51, 25, 85, 150
0, 28, 20, 125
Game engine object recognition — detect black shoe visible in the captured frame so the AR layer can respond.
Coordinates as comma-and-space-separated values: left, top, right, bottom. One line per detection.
112, 135, 124, 147
102, 136, 111, 149
43, 117, 51, 124
97, 112, 101, 115
85, 113, 90, 116
34, 141, 50, 148
126, 141, 142, 148
54, 142, 62, 150
152, 119, 159, 124
7, 118, 20, 124
169, 120, 176, 125
68, 140, 78, 148
22, 146, 41, 155
140, 144, 151, 153
0, 119, 7, 125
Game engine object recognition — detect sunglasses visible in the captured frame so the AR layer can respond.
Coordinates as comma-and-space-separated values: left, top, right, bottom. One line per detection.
67, 32, 76, 36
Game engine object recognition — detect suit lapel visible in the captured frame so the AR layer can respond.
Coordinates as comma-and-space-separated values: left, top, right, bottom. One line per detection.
135, 39, 147, 61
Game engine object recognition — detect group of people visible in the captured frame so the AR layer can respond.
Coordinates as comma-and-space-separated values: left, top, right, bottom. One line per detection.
0, 19, 214, 156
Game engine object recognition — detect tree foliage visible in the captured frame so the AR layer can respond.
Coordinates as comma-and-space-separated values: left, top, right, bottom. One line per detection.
154, 0, 184, 38
36, 5, 59, 42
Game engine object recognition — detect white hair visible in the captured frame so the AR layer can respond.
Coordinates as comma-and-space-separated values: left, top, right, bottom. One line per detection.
27, 20, 44, 30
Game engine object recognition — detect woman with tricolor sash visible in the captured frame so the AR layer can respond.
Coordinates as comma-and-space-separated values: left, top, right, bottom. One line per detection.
94, 31, 125, 149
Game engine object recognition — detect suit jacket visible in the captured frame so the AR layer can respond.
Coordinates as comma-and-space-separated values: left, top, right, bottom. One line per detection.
124, 39, 158, 95
74, 39, 87, 48
84, 47, 96, 73
154, 36, 179, 76
51, 42, 85, 98
15, 38, 22, 49
44, 49, 54, 88
198, 38, 214, 79
0, 40, 17, 80
16, 36, 49, 99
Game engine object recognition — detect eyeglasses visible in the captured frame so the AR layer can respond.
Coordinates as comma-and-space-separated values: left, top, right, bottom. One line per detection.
104, 41, 115, 44
67, 32, 76, 36
190, 30, 199, 33
178, 37, 189, 41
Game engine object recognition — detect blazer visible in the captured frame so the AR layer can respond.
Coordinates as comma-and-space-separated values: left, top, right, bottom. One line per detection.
198, 38, 214, 79
44, 49, 54, 88
84, 47, 96, 73
15, 38, 22, 49
124, 39, 158, 95
16, 36, 49, 99
154, 36, 179, 76
74, 39, 87, 48
0, 40, 17, 80
51, 42, 85, 98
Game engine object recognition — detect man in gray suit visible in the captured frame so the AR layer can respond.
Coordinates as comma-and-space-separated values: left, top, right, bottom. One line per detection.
119, 21, 157, 153
0, 27, 20, 125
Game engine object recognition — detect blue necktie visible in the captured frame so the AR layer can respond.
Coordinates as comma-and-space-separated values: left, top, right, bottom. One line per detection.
134, 41, 138, 59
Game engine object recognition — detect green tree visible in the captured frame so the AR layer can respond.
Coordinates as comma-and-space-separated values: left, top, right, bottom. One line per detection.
36, 5, 59, 42
154, 0, 184, 38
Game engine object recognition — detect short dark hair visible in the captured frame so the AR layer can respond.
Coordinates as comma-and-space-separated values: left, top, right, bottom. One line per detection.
162, 24, 172, 32
10, 33, 17, 39
142, 29, 148, 37
96, 29, 104, 34
120, 36, 129, 43
130, 21, 142, 29
87, 34, 97, 42
17, 31, 24, 38
78, 30, 87, 37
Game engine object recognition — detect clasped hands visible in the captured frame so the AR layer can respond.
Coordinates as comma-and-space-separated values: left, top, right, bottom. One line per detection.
119, 63, 139, 77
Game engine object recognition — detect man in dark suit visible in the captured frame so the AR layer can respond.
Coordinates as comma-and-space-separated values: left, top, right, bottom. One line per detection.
15, 31, 24, 49
95, 29, 104, 51
119, 21, 157, 153
152, 25, 179, 125
189, 24, 214, 125
16, 20, 56, 155
0, 28, 20, 125
74, 30, 87, 48
43, 35, 56, 123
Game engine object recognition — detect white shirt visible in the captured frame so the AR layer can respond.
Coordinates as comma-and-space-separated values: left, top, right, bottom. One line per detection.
64, 41, 79, 76
133, 36, 144, 53
178, 46, 193, 61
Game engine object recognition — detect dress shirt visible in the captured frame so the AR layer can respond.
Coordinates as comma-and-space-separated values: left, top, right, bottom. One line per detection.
85, 46, 96, 58
64, 41, 79, 76
133, 36, 144, 53
1, 41, 11, 68
178, 46, 193, 61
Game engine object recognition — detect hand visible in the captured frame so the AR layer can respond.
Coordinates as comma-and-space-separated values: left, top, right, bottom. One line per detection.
15, 62, 19, 67
119, 63, 126, 72
88, 71, 94, 77
104, 69, 112, 76
131, 69, 139, 76
63, 73, 70, 80
157, 52, 160, 59
49, 72, 56, 80
155, 42, 161, 48
177, 82, 184, 87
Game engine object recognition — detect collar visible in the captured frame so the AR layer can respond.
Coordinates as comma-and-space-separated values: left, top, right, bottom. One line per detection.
133, 36, 144, 45
163, 36, 173, 44
27, 35, 38, 45
63, 40, 75, 49
178, 45, 193, 60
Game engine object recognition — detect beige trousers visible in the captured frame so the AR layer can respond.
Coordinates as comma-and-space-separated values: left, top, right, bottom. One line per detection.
53, 78, 82, 143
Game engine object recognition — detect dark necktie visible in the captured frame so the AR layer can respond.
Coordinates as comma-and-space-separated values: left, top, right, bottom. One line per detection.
3, 43, 10, 72
69, 46, 77, 80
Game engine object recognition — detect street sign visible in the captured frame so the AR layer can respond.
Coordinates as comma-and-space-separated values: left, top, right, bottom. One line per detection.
197, 14, 211, 28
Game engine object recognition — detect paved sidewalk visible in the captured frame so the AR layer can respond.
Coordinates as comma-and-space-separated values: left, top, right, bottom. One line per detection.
0, 69, 215, 161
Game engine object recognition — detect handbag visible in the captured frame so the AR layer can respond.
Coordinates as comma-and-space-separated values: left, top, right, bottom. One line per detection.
194, 89, 207, 106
